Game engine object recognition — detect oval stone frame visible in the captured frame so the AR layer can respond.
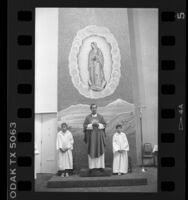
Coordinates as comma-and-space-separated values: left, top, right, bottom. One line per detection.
68, 25, 121, 99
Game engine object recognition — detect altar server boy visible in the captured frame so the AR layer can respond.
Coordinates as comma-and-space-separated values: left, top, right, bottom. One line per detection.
113, 124, 129, 175
56, 123, 74, 177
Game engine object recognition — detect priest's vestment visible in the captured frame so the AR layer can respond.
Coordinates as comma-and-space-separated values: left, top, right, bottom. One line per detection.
83, 113, 106, 169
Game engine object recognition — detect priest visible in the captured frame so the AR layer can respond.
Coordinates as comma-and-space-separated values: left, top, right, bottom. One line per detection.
83, 104, 107, 172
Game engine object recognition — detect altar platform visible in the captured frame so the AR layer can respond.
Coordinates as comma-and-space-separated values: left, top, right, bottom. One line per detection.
35, 168, 157, 192
47, 168, 147, 188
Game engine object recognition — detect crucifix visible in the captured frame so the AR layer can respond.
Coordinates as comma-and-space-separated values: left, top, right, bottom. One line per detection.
137, 105, 147, 172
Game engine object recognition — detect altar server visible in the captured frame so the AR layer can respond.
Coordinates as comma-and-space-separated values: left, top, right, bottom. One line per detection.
113, 124, 129, 175
56, 123, 74, 177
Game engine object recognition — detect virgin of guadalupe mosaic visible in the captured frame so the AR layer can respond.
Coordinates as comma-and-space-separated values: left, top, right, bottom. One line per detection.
88, 42, 106, 91
69, 25, 121, 99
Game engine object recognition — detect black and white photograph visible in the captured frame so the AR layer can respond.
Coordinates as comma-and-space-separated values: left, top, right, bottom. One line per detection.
34, 8, 158, 192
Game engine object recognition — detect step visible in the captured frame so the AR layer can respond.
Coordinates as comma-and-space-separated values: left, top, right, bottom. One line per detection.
47, 173, 147, 188
79, 168, 112, 177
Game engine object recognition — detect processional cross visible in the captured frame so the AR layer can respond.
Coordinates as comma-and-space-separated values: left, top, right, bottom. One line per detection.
136, 105, 147, 172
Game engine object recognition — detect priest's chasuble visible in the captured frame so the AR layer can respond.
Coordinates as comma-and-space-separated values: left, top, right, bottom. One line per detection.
56, 130, 74, 170
113, 132, 129, 173
83, 113, 106, 169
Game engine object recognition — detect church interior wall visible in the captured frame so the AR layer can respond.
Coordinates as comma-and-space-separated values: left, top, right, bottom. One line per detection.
35, 8, 158, 173
132, 9, 158, 146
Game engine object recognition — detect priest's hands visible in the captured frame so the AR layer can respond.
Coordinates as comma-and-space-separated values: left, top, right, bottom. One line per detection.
87, 124, 93, 130
91, 120, 105, 129
98, 123, 105, 129
92, 122, 99, 127
91, 119, 99, 127
87, 122, 104, 129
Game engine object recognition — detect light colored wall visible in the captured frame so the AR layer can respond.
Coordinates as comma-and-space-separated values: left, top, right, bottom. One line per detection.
132, 9, 158, 145
35, 8, 58, 113
35, 8, 59, 173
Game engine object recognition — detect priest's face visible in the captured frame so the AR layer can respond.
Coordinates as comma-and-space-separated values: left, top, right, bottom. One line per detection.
90, 104, 97, 115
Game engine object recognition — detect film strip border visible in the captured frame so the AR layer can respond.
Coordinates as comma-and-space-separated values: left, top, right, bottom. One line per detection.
8, 7, 34, 197
159, 10, 185, 193
7, 5, 185, 199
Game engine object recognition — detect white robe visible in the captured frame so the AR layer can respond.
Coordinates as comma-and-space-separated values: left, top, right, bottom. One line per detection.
56, 130, 74, 170
113, 132, 129, 173
88, 154, 105, 169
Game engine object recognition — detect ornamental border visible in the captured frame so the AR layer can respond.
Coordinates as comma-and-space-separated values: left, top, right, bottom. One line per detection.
68, 25, 121, 99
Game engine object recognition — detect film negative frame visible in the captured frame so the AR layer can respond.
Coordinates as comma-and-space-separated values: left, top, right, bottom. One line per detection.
7, 0, 186, 199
